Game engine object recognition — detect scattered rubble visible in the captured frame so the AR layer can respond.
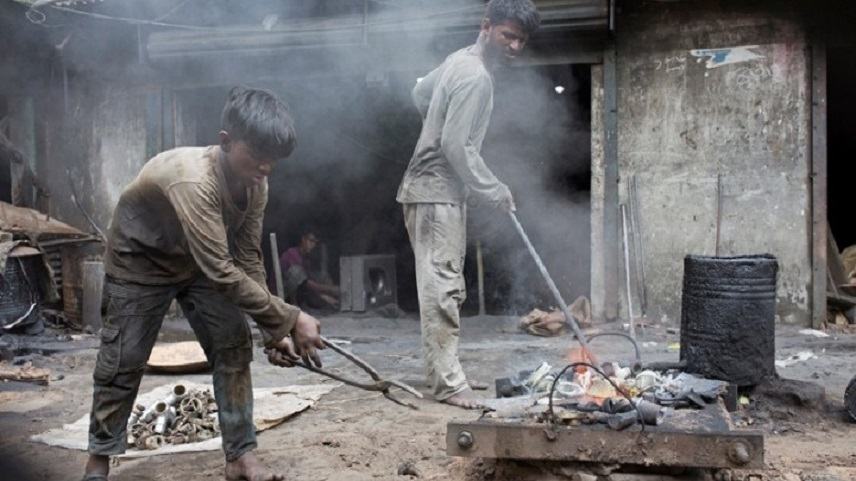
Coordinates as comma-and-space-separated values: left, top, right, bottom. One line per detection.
519, 297, 592, 337
0, 361, 50, 385
489, 360, 730, 431
775, 351, 818, 368
799, 329, 830, 338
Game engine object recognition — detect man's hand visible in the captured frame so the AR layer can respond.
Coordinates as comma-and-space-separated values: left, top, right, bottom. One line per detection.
265, 336, 300, 367
498, 189, 516, 213
292, 311, 325, 367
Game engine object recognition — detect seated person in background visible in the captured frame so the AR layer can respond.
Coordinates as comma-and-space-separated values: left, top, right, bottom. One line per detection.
280, 228, 340, 309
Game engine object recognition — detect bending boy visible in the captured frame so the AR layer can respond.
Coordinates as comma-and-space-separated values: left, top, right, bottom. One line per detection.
83, 87, 323, 481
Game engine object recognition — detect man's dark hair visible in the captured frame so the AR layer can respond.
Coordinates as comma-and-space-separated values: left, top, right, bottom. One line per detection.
485, 0, 541, 34
300, 225, 319, 240
221, 86, 297, 159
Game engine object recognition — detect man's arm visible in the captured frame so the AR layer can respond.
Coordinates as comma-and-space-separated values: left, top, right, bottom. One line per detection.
412, 65, 442, 118
167, 181, 299, 345
440, 72, 512, 208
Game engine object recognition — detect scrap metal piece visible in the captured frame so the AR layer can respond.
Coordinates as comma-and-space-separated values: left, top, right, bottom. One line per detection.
446, 419, 764, 469
294, 335, 423, 409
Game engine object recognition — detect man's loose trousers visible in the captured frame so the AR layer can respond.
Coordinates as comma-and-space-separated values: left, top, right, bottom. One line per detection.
403, 203, 468, 400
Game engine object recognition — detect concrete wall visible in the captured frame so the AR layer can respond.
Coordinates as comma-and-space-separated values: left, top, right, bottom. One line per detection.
25, 80, 149, 234
592, 4, 812, 325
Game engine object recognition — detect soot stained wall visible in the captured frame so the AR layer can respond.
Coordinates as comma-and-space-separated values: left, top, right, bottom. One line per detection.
600, 3, 811, 325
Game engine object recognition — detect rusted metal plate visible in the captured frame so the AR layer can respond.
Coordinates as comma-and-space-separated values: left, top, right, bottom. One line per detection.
447, 419, 764, 469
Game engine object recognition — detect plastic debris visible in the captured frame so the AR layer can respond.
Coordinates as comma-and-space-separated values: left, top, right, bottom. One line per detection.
775, 351, 818, 368
798, 329, 829, 338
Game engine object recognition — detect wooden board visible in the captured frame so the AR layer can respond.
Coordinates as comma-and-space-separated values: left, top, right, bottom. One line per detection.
147, 341, 209, 373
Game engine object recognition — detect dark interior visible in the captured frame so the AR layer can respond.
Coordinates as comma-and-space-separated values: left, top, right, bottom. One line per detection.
185, 62, 592, 314
827, 47, 856, 249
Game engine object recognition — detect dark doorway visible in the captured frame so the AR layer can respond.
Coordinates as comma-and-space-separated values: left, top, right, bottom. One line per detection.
179, 62, 591, 315
0, 97, 14, 205
468, 63, 591, 315
828, 48, 856, 249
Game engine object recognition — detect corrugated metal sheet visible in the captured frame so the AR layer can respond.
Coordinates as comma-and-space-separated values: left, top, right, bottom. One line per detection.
147, 0, 608, 60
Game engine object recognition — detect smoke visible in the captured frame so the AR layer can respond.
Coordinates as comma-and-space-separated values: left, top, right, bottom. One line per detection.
472, 63, 591, 314
0, 0, 591, 313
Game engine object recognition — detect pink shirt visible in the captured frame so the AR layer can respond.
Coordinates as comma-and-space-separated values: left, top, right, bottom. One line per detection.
280, 246, 305, 272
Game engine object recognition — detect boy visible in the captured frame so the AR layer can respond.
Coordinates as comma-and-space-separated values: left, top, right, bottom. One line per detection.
83, 87, 322, 481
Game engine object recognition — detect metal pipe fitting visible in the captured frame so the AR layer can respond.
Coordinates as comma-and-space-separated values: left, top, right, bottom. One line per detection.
164, 384, 187, 407
153, 402, 176, 434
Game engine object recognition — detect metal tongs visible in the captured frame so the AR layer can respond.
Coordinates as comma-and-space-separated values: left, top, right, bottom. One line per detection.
295, 335, 423, 409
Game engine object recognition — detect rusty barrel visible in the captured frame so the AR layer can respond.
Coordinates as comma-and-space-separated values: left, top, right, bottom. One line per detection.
846, 375, 856, 422
680, 254, 778, 386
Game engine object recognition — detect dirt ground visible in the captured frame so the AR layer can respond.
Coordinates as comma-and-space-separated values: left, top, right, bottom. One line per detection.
1, 314, 855, 481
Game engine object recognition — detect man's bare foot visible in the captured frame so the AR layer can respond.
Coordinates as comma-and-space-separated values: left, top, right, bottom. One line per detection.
82, 454, 109, 480
440, 388, 486, 410
225, 452, 283, 481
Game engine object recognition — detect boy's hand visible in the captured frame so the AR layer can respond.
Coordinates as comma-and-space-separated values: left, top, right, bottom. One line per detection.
265, 336, 300, 367
292, 311, 325, 367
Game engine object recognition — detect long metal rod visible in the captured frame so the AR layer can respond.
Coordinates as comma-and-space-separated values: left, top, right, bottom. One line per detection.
715, 173, 722, 257
476, 240, 486, 316
509, 212, 592, 353
269, 232, 284, 299
629, 175, 648, 313
620, 204, 636, 340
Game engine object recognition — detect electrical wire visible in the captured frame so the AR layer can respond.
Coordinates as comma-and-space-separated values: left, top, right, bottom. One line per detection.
23, 2, 483, 34
588, 331, 641, 364
546, 362, 645, 432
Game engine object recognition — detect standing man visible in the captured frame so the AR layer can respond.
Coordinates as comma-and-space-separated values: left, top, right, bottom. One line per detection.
397, 0, 540, 409
83, 87, 324, 481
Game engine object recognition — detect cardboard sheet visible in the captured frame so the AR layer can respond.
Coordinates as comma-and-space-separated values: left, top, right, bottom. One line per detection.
30, 380, 338, 457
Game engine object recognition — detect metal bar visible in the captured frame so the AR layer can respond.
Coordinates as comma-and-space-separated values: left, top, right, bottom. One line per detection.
447, 421, 764, 469
603, 42, 620, 320
269, 232, 284, 299
620, 204, 636, 339
476, 240, 486, 316
810, 42, 828, 329
509, 212, 591, 353
715, 173, 722, 256
629, 175, 648, 313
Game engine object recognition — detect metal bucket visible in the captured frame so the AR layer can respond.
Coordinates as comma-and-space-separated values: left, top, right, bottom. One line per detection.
680, 254, 778, 386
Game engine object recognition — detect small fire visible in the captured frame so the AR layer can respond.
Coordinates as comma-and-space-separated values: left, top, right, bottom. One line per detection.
565, 346, 620, 406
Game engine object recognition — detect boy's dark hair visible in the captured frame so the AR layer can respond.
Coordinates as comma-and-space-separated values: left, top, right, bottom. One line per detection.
221, 86, 297, 159
485, 0, 541, 34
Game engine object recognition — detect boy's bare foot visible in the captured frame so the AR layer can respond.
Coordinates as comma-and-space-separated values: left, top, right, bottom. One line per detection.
82, 454, 110, 480
225, 452, 283, 481
440, 388, 486, 410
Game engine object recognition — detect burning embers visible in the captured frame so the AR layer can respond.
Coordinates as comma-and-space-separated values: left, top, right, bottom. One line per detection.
491, 352, 730, 431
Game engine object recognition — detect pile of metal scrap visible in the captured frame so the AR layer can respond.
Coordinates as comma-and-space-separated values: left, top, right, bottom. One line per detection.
451, 361, 764, 473
127, 384, 220, 450
0, 201, 102, 331
490, 361, 729, 431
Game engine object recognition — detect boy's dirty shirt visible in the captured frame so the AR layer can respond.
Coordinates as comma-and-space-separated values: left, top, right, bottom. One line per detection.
105, 145, 298, 343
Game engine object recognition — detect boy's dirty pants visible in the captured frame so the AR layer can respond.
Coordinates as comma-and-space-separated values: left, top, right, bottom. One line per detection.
88, 275, 256, 462
403, 203, 468, 401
